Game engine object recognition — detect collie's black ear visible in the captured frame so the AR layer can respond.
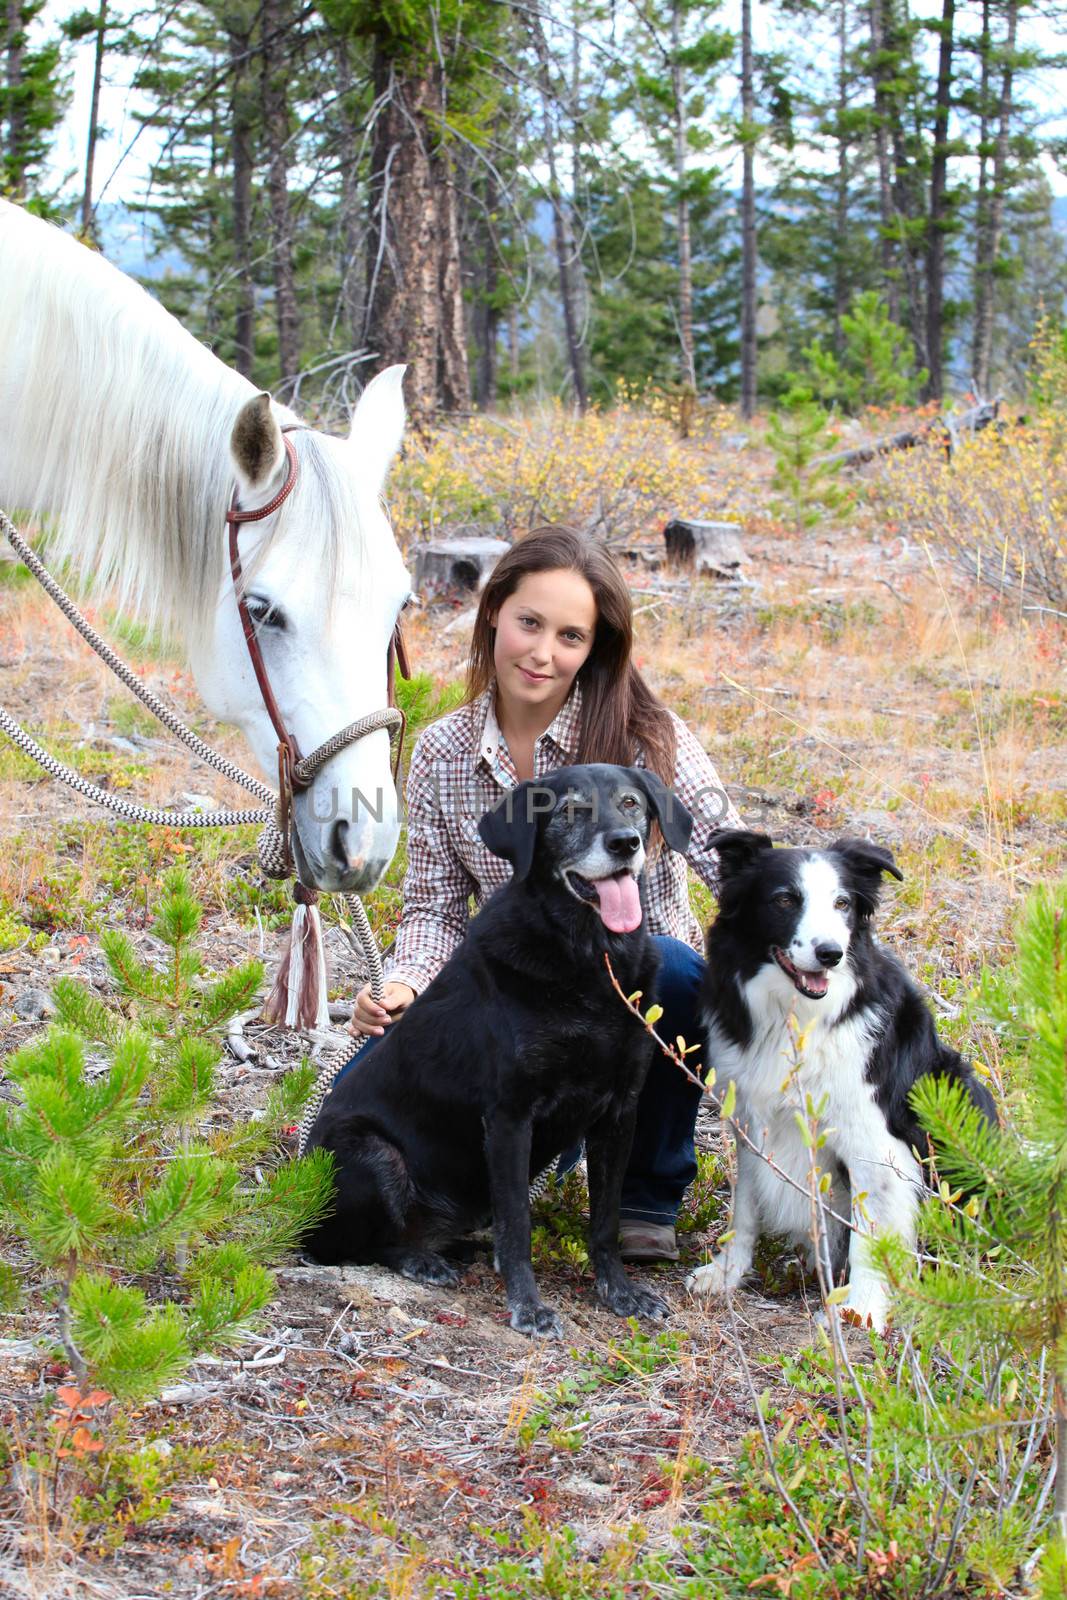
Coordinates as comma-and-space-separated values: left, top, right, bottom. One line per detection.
478, 782, 553, 880
830, 838, 904, 883
708, 828, 775, 879
831, 838, 903, 917
629, 768, 693, 854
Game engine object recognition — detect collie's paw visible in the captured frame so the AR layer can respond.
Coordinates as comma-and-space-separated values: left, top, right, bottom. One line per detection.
510, 1301, 565, 1340
597, 1279, 669, 1321
686, 1254, 745, 1298
816, 1279, 887, 1334
840, 1283, 888, 1334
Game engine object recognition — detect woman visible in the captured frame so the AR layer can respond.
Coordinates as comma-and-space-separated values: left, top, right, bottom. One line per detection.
347, 527, 742, 1261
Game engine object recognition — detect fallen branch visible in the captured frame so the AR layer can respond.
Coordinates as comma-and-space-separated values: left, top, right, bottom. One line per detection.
824, 398, 1002, 470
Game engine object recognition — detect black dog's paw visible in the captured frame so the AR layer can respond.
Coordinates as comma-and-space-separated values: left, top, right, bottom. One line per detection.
395, 1250, 461, 1287
597, 1280, 670, 1321
509, 1301, 565, 1340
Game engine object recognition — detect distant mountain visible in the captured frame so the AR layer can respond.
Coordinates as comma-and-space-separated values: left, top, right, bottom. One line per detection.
95, 201, 184, 281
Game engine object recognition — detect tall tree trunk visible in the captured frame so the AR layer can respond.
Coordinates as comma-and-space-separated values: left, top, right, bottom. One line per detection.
5, 0, 26, 198
868, 0, 900, 320
475, 167, 499, 409
970, 0, 993, 390
740, 0, 757, 419
260, 0, 300, 386
436, 148, 471, 412
672, 2, 696, 392
833, 0, 850, 352
80, 0, 107, 239
923, 0, 955, 400
228, 12, 256, 379
530, 12, 586, 412
508, 302, 520, 384
364, 50, 439, 426
882, 0, 928, 369
545, 104, 588, 413
973, 0, 1017, 395
336, 43, 363, 351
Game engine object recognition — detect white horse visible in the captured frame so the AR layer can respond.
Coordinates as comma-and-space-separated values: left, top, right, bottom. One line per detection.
0, 200, 411, 895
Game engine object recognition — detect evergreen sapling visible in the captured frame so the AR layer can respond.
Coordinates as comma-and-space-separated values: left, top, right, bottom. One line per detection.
800, 291, 928, 415
872, 880, 1067, 1589
0, 868, 333, 1400
766, 384, 852, 537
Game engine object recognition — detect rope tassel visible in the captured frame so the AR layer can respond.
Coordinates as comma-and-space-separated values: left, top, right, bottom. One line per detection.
262, 884, 330, 1031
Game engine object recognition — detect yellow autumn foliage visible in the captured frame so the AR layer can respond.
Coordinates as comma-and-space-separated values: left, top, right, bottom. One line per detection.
875, 414, 1066, 611
387, 393, 747, 550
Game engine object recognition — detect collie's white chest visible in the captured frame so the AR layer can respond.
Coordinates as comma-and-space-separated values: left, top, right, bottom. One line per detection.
707, 982, 887, 1160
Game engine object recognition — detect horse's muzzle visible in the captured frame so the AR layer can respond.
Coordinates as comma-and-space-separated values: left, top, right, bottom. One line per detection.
291, 794, 400, 894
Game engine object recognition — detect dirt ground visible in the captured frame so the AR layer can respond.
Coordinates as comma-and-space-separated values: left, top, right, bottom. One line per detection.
0, 501, 1063, 1596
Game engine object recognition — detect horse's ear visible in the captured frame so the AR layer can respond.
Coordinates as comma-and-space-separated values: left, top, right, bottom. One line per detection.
231, 392, 286, 493
350, 365, 406, 494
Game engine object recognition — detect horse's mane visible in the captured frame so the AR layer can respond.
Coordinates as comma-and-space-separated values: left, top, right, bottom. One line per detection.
0, 202, 350, 650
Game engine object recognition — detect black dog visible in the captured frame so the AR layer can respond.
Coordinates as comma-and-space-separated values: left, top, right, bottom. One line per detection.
304, 764, 693, 1338
687, 830, 997, 1330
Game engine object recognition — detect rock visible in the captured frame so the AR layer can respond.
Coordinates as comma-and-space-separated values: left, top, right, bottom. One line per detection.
13, 988, 54, 1021
664, 519, 747, 578
138, 1438, 173, 1461
180, 792, 218, 812
412, 537, 510, 597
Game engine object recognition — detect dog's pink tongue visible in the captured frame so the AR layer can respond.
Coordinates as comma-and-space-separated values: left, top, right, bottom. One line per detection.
593, 874, 642, 933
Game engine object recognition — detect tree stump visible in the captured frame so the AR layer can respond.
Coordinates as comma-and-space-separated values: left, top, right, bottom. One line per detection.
663, 519, 746, 578
412, 537, 511, 597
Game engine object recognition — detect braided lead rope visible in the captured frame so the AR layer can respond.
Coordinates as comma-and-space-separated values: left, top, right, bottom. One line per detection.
0, 709, 273, 829
1, 508, 275, 805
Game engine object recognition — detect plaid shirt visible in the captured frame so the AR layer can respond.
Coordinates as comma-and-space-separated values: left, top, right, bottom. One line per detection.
386, 686, 743, 994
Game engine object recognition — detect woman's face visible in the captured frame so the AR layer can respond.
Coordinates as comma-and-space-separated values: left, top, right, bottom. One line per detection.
492, 568, 598, 718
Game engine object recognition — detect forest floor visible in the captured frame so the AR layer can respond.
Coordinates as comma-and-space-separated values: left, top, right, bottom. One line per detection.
0, 413, 1064, 1597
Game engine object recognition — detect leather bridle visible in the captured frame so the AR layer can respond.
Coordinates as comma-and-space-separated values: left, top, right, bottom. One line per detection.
226, 423, 409, 873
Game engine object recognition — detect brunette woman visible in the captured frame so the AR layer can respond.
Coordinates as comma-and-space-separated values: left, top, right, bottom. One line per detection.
347, 527, 742, 1260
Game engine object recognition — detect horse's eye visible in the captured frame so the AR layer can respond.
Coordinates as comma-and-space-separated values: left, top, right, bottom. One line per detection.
246, 596, 286, 631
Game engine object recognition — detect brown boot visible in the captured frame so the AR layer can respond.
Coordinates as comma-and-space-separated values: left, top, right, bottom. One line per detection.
618, 1222, 679, 1263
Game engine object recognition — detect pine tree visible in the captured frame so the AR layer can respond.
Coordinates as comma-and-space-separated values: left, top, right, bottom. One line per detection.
1, 0, 66, 204
872, 879, 1067, 1576
766, 385, 851, 536
0, 869, 332, 1401
800, 290, 927, 413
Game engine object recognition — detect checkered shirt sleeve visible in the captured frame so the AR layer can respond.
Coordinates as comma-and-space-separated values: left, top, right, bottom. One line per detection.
668, 713, 744, 890
385, 712, 485, 995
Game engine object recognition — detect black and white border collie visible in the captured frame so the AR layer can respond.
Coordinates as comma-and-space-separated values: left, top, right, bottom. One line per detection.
687, 830, 997, 1332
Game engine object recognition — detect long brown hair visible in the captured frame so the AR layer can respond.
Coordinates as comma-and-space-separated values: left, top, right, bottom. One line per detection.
465, 527, 677, 785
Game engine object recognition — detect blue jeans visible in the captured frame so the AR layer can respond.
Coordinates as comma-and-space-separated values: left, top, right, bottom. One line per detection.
334, 934, 707, 1228
618, 936, 706, 1225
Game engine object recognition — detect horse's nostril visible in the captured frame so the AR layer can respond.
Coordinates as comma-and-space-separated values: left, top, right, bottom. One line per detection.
329, 819, 351, 873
